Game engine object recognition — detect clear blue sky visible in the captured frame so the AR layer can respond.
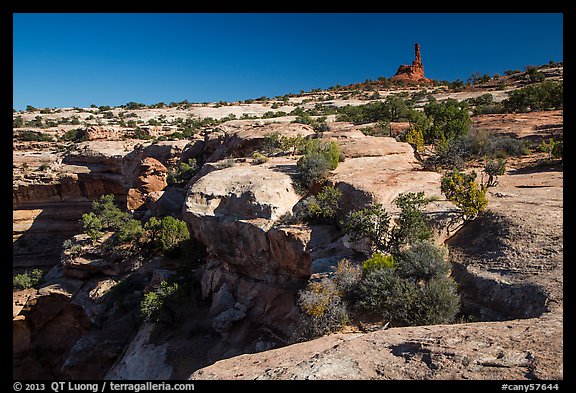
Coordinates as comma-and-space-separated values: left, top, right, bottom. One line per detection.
13, 13, 563, 110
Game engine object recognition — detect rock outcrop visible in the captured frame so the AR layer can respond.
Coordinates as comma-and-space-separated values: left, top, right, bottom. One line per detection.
189, 165, 563, 380
183, 162, 310, 343
390, 43, 432, 84
190, 314, 562, 380
126, 157, 168, 211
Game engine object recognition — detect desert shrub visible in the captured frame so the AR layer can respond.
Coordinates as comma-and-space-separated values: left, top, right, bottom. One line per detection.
140, 280, 181, 323
473, 103, 506, 115
357, 268, 459, 326
337, 96, 409, 124
296, 140, 340, 188
301, 139, 340, 169
261, 132, 283, 153
362, 253, 395, 273
81, 212, 103, 241
156, 216, 190, 256
116, 219, 145, 244
448, 79, 465, 91
296, 278, 349, 338
466, 93, 493, 106
13, 269, 44, 290
300, 185, 342, 222
130, 128, 154, 140
410, 277, 461, 325
342, 203, 391, 254
297, 153, 332, 188
482, 159, 506, 188
91, 194, 128, 231
488, 137, 528, 158
552, 141, 563, 159
167, 159, 198, 186
401, 128, 425, 153
359, 120, 391, 137
214, 159, 235, 169
396, 241, 449, 281
60, 128, 87, 142
251, 152, 269, 165
356, 268, 417, 324
503, 81, 563, 112
526, 67, 545, 83
13, 116, 24, 128
17, 130, 53, 142
440, 170, 488, 220
538, 138, 563, 160
423, 98, 471, 143
390, 192, 432, 250
333, 259, 362, 294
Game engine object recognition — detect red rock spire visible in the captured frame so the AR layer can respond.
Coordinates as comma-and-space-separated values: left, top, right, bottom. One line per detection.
413, 43, 422, 66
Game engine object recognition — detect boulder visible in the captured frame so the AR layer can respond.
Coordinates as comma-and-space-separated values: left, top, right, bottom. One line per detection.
126, 157, 168, 211
184, 163, 312, 336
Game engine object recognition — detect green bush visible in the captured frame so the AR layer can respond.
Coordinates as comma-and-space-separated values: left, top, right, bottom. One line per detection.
396, 241, 449, 281
538, 138, 563, 160
342, 203, 391, 254
13, 269, 44, 290
400, 128, 425, 153
251, 152, 269, 165
503, 81, 563, 113
297, 153, 333, 189
356, 268, 417, 324
17, 130, 53, 142
301, 185, 342, 222
81, 212, 103, 241
411, 277, 461, 325
156, 216, 190, 255
482, 159, 506, 188
357, 268, 459, 326
91, 194, 128, 231
140, 281, 181, 323
440, 170, 488, 221
60, 128, 87, 142
116, 219, 145, 244
390, 192, 432, 249
362, 253, 395, 273
13, 116, 24, 128
301, 139, 340, 169
423, 98, 471, 143
296, 139, 340, 188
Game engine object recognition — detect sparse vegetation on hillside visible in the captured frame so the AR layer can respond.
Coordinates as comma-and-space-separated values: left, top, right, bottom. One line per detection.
502, 80, 563, 113
16, 130, 53, 142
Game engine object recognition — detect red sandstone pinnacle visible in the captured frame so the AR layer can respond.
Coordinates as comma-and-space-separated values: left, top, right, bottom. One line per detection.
391, 43, 431, 83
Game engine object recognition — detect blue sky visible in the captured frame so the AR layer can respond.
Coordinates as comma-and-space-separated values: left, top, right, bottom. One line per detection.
13, 13, 563, 110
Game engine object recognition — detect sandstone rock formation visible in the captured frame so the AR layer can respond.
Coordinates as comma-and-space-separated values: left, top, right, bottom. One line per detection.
79, 126, 121, 141
126, 157, 168, 211
190, 314, 562, 380
390, 43, 432, 84
188, 163, 563, 380
183, 162, 310, 342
